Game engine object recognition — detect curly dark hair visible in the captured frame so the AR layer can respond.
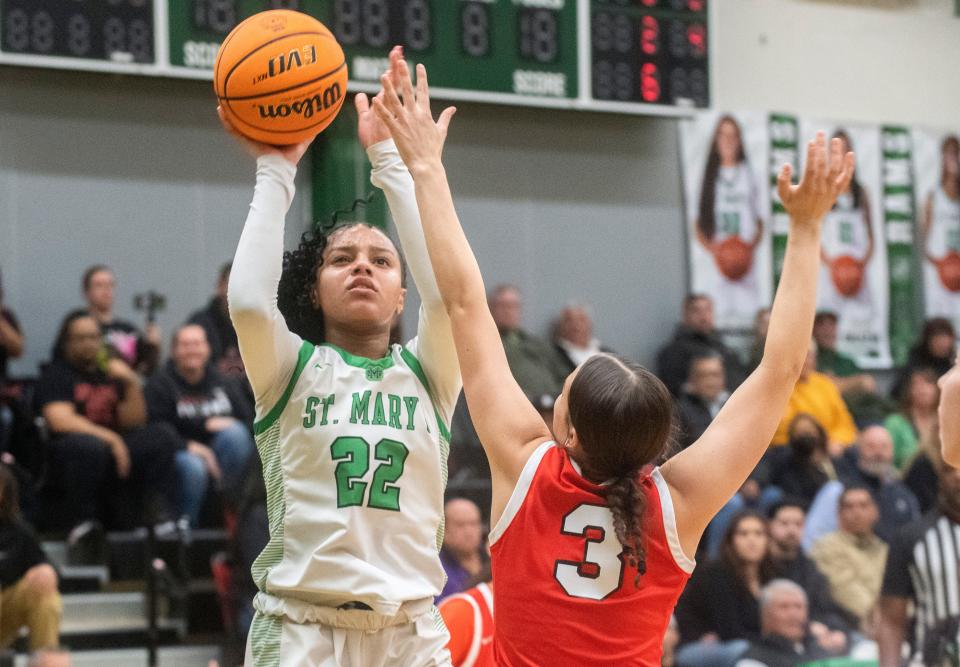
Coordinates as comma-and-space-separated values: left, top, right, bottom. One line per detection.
277, 199, 407, 345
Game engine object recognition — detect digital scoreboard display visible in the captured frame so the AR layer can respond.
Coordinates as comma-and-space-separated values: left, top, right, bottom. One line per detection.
0, 0, 710, 115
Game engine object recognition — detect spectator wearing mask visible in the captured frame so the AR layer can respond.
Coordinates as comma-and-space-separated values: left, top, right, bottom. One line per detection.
734, 580, 834, 667
884, 367, 939, 470
36, 310, 178, 530
0, 465, 61, 655
82, 265, 160, 376
804, 426, 920, 549
766, 500, 849, 649
771, 341, 857, 451
188, 262, 245, 378
144, 324, 255, 526
891, 317, 955, 399
552, 303, 611, 376
676, 352, 729, 449
810, 486, 887, 632
488, 284, 567, 409
758, 414, 837, 507
437, 498, 486, 602
656, 294, 745, 397
879, 461, 960, 667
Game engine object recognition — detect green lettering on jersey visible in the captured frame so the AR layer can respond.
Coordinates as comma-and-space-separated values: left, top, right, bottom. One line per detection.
839, 220, 854, 245
720, 212, 740, 236
371, 392, 387, 426
302, 396, 320, 428
403, 396, 419, 431
388, 394, 402, 429
350, 391, 371, 425
949, 228, 960, 252
319, 394, 335, 426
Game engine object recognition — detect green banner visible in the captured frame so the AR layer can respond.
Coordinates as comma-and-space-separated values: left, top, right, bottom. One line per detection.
769, 112, 800, 286
881, 125, 920, 365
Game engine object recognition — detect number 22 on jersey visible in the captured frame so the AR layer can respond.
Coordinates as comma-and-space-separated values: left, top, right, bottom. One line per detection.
330, 436, 409, 511
554, 503, 626, 600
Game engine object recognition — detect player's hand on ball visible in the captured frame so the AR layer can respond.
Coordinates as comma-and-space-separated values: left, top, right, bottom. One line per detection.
371, 58, 456, 175
777, 132, 855, 228
217, 106, 313, 167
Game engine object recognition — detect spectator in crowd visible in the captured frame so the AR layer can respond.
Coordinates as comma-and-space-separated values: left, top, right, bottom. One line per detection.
37, 310, 178, 530
812, 311, 877, 396
144, 324, 255, 526
188, 262, 245, 378
903, 430, 941, 514
810, 486, 887, 632
770, 341, 857, 450
804, 426, 920, 549
675, 511, 775, 667
0, 269, 24, 453
766, 500, 849, 647
676, 352, 730, 449
879, 460, 960, 667
447, 394, 492, 496
657, 294, 745, 397
940, 354, 960, 468
891, 317, 956, 398
437, 498, 485, 602
438, 563, 493, 667
746, 307, 770, 373
757, 414, 836, 507
552, 303, 611, 376
884, 367, 939, 470
82, 265, 160, 375
734, 580, 833, 667
489, 284, 567, 409
0, 465, 61, 655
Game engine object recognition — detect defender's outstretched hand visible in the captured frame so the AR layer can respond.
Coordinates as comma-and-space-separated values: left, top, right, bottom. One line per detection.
777, 133, 855, 225
356, 45, 407, 149
371, 58, 456, 174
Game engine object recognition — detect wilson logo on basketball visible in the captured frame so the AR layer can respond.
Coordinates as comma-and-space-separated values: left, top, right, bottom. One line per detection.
257, 83, 343, 120
256, 46, 318, 84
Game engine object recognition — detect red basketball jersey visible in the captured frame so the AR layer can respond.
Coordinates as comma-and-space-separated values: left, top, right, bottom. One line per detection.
490, 443, 695, 666
438, 582, 495, 667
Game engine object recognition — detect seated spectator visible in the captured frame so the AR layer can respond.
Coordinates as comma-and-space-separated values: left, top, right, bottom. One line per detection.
884, 367, 939, 470
82, 265, 160, 375
438, 498, 485, 602
552, 303, 611, 375
657, 294, 745, 397
758, 414, 837, 507
891, 316, 955, 399
879, 460, 960, 666
188, 263, 245, 378
903, 430, 940, 514
804, 426, 920, 549
675, 512, 774, 667
734, 580, 834, 667
438, 563, 493, 667
676, 352, 729, 449
771, 341, 857, 450
144, 324, 255, 526
489, 284, 567, 408
810, 486, 887, 633
0, 465, 61, 654
812, 311, 877, 396
746, 307, 770, 373
767, 500, 850, 646
0, 269, 24, 454
37, 310, 178, 530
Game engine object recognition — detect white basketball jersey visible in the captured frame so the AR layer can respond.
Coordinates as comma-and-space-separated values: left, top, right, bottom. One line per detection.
712, 164, 759, 243
927, 185, 960, 258
252, 340, 449, 616
823, 191, 870, 259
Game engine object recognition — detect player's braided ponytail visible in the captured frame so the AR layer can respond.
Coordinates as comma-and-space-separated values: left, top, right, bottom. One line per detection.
568, 354, 676, 587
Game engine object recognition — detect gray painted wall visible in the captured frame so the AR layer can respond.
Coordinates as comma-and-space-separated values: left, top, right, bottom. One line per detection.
0, 66, 687, 377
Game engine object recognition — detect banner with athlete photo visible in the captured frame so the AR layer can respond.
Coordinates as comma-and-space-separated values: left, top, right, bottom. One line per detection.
797, 119, 891, 368
912, 127, 960, 332
679, 111, 773, 355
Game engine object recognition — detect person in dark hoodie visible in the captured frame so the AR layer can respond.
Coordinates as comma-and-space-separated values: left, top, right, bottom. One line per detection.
188, 262, 246, 379
890, 317, 955, 399
145, 323, 255, 526
657, 294, 745, 397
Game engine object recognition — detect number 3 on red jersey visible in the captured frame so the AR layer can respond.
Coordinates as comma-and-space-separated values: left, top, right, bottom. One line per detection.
553, 503, 626, 600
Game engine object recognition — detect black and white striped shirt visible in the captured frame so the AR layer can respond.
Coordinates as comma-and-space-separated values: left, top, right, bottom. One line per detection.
882, 511, 960, 666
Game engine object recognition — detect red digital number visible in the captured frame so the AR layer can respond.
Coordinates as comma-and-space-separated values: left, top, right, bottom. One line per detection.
640, 63, 660, 102
641, 16, 659, 56
687, 24, 706, 56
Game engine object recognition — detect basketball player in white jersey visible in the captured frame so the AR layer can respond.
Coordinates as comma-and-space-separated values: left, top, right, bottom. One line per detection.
221, 47, 459, 666
922, 135, 960, 322
695, 115, 765, 331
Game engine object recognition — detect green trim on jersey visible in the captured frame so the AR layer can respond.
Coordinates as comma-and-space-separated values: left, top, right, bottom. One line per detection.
399, 347, 452, 442
249, 612, 282, 667
254, 341, 315, 436
251, 420, 287, 591
322, 342, 396, 372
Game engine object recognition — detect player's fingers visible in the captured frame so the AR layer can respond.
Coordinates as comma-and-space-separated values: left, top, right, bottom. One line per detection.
812, 132, 826, 184
828, 136, 843, 180
372, 96, 399, 133
416, 64, 432, 113
398, 59, 416, 110
437, 106, 457, 136
380, 73, 404, 118
836, 151, 856, 191
354, 92, 369, 115
777, 163, 793, 204
389, 45, 404, 88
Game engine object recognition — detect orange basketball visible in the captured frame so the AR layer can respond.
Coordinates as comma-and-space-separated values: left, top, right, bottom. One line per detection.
214, 10, 347, 145
714, 237, 753, 281
938, 252, 960, 292
831, 255, 864, 298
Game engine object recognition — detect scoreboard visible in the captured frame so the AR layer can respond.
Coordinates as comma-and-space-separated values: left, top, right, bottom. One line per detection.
0, 0, 711, 115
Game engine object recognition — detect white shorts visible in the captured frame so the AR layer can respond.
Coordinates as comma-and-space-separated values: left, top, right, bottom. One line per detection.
244, 598, 452, 667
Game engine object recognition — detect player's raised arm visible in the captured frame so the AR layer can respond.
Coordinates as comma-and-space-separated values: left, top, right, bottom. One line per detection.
372, 60, 551, 507
220, 108, 311, 404
662, 134, 855, 554
940, 357, 960, 467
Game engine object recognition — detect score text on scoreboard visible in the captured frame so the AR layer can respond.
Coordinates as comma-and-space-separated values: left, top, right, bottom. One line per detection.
169, 0, 578, 102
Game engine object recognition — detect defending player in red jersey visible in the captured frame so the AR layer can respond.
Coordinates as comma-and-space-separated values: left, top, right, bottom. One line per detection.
373, 56, 854, 666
